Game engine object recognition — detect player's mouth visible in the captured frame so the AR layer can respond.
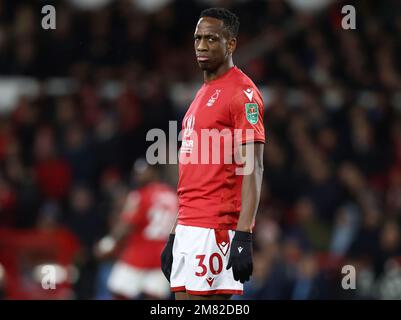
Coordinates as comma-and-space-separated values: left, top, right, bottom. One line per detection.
196, 56, 210, 62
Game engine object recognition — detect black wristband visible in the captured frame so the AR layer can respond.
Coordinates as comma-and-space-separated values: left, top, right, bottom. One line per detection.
234, 230, 252, 241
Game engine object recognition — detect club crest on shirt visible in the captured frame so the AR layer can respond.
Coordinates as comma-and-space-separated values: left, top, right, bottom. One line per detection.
206, 89, 221, 107
245, 103, 259, 124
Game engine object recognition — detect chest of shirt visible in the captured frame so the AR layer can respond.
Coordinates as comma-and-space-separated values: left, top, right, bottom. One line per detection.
183, 86, 234, 131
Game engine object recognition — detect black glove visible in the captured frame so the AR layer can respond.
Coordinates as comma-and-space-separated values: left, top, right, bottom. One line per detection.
161, 233, 175, 282
226, 231, 253, 283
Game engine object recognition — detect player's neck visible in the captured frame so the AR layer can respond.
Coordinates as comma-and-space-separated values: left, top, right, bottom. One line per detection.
204, 59, 234, 83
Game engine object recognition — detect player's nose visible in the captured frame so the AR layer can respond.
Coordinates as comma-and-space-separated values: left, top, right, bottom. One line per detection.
196, 38, 208, 51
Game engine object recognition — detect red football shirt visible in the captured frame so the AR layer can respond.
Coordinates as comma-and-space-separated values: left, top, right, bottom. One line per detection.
119, 182, 177, 269
177, 66, 266, 230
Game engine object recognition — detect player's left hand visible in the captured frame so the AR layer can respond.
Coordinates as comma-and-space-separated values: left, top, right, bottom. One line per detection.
93, 236, 116, 260
226, 230, 253, 283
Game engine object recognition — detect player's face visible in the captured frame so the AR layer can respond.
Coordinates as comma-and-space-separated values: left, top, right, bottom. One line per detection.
194, 17, 235, 72
132, 160, 151, 186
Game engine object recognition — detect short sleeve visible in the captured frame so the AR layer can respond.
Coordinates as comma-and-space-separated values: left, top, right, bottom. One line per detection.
230, 87, 266, 145
120, 191, 144, 225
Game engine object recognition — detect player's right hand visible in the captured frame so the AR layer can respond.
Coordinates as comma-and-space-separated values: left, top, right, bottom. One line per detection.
161, 233, 175, 282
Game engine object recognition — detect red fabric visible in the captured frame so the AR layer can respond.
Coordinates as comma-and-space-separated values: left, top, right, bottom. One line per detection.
80, 85, 102, 128
185, 289, 243, 295
119, 183, 178, 269
116, 90, 143, 131
214, 229, 230, 257
34, 159, 72, 200
0, 184, 16, 226
170, 286, 243, 295
177, 66, 266, 230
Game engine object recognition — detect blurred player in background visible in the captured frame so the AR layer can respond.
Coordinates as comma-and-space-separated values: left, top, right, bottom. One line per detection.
161, 8, 265, 300
95, 158, 177, 299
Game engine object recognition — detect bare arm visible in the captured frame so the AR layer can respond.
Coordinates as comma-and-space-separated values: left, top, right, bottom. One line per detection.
110, 220, 133, 243
95, 192, 139, 258
236, 142, 264, 232
170, 213, 179, 234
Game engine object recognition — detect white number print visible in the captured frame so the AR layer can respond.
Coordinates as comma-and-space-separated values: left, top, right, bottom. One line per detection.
143, 193, 176, 240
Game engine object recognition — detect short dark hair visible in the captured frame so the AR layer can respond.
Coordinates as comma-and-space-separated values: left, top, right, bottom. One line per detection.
199, 8, 240, 38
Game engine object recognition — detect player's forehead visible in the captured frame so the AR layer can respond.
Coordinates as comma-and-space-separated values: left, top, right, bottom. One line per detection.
194, 17, 225, 36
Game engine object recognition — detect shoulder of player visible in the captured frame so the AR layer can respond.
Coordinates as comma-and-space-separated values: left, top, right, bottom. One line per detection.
233, 67, 260, 86
226, 83, 263, 105
228, 70, 262, 96
128, 189, 141, 197
127, 189, 143, 204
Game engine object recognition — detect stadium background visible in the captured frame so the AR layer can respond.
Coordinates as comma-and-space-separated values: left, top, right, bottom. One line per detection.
1, 0, 401, 299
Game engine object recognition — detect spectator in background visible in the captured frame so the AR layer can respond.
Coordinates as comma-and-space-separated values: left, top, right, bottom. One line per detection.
243, 236, 303, 300
386, 166, 401, 216
291, 253, 325, 300
66, 185, 103, 252
66, 184, 105, 299
0, 173, 16, 226
374, 220, 401, 278
11, 97, 39, 167
33, 127, 72, 201
289, 197, 331, 252
348, 204, 382, 271
3, 155, 41, 228
93, 111, 125, 177
62, 124, 96, 184
329, 203, 360, 257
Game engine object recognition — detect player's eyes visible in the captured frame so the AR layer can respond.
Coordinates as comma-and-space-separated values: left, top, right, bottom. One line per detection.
194, 36, 216, 42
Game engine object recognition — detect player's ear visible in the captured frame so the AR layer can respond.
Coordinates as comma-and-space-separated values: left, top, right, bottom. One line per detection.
227, 37, 237, 54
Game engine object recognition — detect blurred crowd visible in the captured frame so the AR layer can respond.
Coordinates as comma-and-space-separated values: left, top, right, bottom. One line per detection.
1, 0, 401, 299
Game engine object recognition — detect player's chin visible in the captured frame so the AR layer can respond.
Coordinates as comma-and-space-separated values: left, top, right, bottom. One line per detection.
197, 61, 211, 70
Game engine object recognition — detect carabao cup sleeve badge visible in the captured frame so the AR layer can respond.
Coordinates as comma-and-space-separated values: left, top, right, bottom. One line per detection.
245, 103, 259, 124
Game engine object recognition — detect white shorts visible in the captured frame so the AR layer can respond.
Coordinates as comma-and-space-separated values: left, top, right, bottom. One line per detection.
170, 224, 243, 296
107, 262, 170, 298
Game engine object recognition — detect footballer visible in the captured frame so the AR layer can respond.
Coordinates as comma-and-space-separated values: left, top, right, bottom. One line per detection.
161, 8, 265, 300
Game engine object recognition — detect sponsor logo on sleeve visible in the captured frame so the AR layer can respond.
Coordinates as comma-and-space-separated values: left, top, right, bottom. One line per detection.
245, 103, 259, 124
